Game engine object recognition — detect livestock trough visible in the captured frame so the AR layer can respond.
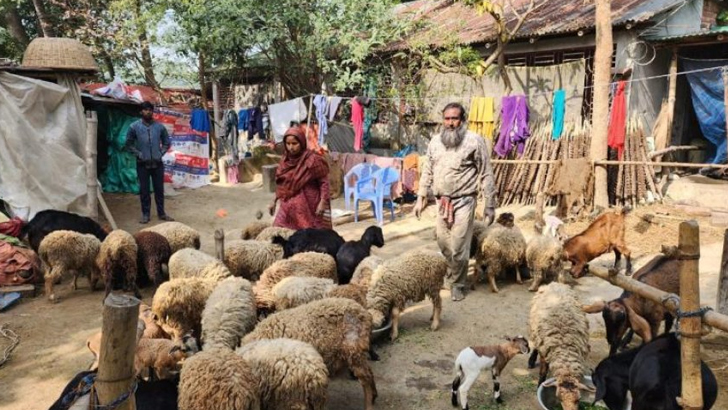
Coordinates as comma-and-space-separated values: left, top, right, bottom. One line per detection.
370, 317, 392, 343
537, 376, 612, 410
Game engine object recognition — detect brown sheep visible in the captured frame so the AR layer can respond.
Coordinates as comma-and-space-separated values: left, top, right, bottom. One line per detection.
97, 230, 140, 299
563, 208, 632, 278
134, 231, 171, 288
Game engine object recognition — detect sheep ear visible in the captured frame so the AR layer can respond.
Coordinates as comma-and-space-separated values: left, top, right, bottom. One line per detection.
542, 379, 557, 388
577, 382, 596, 393
582, 300, 606, 314
626, 305, 652, 343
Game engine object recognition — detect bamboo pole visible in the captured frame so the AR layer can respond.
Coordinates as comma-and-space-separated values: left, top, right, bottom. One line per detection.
677, 221, 703, 410
95, 294, 140, 410
215, 229, 225, 261
86, 111, 99, 221
717, 230, 728, 315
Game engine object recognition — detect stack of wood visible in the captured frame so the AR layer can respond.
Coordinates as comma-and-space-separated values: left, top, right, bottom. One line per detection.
612, 116, 661, 207
493, 121, 591, 207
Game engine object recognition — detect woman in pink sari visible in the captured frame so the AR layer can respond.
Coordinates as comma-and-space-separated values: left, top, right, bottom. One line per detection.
268, 126, 332, 230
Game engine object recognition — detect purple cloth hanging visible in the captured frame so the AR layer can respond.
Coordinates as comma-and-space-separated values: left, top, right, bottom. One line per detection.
495, 95, 530, 157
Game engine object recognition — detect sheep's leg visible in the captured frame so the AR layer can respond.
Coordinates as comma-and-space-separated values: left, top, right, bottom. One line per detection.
528, 269, 542, 292
515, 266, 523, 284
457, 370, 479, 410
390, 307, 401, 341
492, 367, 503, 404
348, 354, 377, 410
368, 345, 379, 361
527, 349, 539, 369
71, 271, 79, 291
430, 294, 442, 331
538, 356, 549, 386
89, 268, 100, 292
487, 266, 499, 293
45, 266, 62, 302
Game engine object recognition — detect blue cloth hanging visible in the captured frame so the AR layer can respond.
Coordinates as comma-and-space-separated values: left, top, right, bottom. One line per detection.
190, 109, 211, 133
682, 58, 728, 164
552, 89, 566, 140
238, 109, 250, 131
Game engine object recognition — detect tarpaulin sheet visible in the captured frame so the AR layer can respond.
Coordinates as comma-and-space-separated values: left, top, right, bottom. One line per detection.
0, 72, 87, 219
682, 58, 728, 164
100, 108, 140, 193
155, 109, 210, 189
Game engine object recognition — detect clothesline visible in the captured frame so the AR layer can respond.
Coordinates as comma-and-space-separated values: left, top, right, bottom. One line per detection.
300, 64, 728, 102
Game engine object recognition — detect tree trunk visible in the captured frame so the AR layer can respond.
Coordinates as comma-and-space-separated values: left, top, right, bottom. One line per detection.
31, 0, 56, 37
497, 37, 512, 94
198, 52, 219, 175
101, 52, 116, 80
591, 0, 612, 209
133, 0, 162, 97
3, 6, 30, 46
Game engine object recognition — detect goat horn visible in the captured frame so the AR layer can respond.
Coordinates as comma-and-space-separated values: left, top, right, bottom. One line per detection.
581, 300, 606, 314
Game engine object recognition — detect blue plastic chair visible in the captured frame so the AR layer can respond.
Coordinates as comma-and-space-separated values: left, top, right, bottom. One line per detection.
354, 167, 400, 226
343, 163, 380, 210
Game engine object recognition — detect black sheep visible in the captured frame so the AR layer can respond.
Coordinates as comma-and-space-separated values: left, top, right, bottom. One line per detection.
335, 226, 384, 284
272, 228, 345, 259
22, 209, 107, 253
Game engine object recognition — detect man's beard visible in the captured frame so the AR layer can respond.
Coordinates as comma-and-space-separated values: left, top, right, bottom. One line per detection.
441, 125, 466, 148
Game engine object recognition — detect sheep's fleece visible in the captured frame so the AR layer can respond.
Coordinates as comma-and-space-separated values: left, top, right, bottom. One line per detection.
236, 338, 328, 410
256, 226, 295, 242
271, 276, 336, 310
201, 277, 257, 351
152, 277, 217, 339
141, 221, 201, 253
224, 239, 283, 280
254, 252, 338, 309
168, 248, 231, 282
350, 255, 384, 288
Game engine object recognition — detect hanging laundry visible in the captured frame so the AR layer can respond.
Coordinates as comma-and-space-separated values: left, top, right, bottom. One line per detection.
608, 81, 627, 159
495, 95, 530, 158
248, 107, 264, 140
313, 94, 329, 146
363, 101, 377, 151
328, 96, 343, 121
190, 108, 211, 133
268, 98, 308, 143
552, 89, 566, 140
238, 109, 249, 132
351, 98, 364, 151
467, 97, 495, 140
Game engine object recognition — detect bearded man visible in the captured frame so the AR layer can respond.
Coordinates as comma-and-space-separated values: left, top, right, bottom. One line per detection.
413, 102, 497, 301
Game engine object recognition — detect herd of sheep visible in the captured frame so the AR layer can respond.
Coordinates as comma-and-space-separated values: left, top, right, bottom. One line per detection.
19, 206, 719, 410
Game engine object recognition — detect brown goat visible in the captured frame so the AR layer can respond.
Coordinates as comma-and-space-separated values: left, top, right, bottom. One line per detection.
562, 208, 632, 278
582, 248, 679, 355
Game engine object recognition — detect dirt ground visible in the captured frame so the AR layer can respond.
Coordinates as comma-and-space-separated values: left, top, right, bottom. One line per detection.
1, 183, 728, 410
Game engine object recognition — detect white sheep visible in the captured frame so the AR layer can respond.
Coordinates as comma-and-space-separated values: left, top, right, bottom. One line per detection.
38, 230, 101, 302
240, 220, 271, 240
451, 336, 530, 409
141, 221, 201, 254
272, 276, 367, 310
366, 249, 448, 341
178, 350, 260, 410
224, 239, 282, 280
168, 248, 231, 282
528, 283, 593, 410
151, 277, 217, 340
236, 338, 328, 410
474, 213, 527, 293
201, 277, 257, 351
526, 234, 565, 291
241, 297, 377, 410
255, 226, 295, 242
350, 255, 384, 288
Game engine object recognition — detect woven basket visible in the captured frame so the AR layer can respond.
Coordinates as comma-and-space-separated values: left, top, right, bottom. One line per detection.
22, 37, 99, 71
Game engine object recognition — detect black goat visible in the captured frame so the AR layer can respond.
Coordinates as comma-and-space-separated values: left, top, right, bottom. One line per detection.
49, 370, 178, 410
272, 228, 345, 259
22, 210, 108, 253
592, 333, 718, 410
335, 226, 385, 284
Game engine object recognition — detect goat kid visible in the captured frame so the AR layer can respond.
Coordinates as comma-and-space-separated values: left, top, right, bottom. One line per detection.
451, 336, 530, 410
563, 208, 632, 278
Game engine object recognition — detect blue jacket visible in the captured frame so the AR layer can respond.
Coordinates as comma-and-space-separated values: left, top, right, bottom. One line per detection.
125, 120, 171, 162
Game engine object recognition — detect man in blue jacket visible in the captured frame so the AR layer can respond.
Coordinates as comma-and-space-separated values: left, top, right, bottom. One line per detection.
125, 101, 174, 224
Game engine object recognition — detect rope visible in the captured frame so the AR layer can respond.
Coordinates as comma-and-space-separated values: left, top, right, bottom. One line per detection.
92, 379, 138, 410
677, 306, 714, 319
58, 373, 138, 410
0, 324, 19, 368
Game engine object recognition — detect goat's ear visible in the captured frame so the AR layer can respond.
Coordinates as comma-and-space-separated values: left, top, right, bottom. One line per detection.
625, 305, 652, 343
582, 300, 606, 314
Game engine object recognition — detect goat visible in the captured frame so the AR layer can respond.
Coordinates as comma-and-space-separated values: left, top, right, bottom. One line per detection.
335, 226, 385, 284
451, 336, 530, 410
21, 209, 108, 253
272, 228, 345, 259
592, 333, 718, 410
582, 249, 679, 355
562, 208, 632, 278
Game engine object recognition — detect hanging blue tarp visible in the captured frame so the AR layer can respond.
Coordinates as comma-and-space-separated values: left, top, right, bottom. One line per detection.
682, 58, 728, 164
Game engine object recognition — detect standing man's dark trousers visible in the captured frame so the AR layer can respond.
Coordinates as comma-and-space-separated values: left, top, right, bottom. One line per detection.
137, 161, 166, 218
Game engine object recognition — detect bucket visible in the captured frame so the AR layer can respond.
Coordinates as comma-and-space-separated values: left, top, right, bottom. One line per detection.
536, 376, 617, 410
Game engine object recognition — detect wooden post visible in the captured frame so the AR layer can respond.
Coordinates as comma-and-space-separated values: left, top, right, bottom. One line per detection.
86, 111, 99, 221
591, 0, 612, 209
215, 229, 225, 261
717, 230, 728, 315
95, 294, 140, 410
678, 221, 702, 410
659, 49, 679, 193
213, 81, 222, 159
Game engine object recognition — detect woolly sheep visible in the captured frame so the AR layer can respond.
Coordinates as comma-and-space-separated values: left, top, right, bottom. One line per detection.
141, 221, 201, 254
272, 277, 367, 310
178, 350, 260, 410
256, 226, 295, 242
474, 213, 527, 293
224, 239, 283, 280
134, 231, 171, 287
242, 298, 377, 410
366, 249, 448, 341
526, 235, 565, 292
236, 338, 328, 410
528, 283, 593, 410
152, 277, 217, 340
350, 255, 384, 289
469, 220, 490, 258
253, 252, 338, 311
168, 248, 232, 282
96, 229, 140, 299
201, 277, 257, 351
241, 220, 271, 240
38, 230, 101, 302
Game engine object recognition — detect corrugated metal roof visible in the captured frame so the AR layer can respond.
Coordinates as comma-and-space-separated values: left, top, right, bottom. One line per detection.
649, 25, 728, 42
387, 0, 686, 51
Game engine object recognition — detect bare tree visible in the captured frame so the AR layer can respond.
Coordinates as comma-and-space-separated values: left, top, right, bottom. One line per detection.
591, 0, 612, 209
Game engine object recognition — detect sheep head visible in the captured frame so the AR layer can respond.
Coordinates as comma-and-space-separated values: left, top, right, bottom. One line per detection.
544, 376, 593, 410
495, 213, 515, 228
368, 308, 386, 328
